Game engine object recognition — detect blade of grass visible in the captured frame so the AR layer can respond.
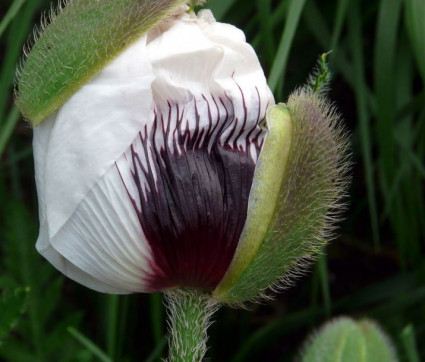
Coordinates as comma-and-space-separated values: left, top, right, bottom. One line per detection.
396, 91, 425, 120
144, 337, 167, 362
4, 196, 44, 359
268, 0, 307, 93
404, 0, 425, 84
396, 134, 425, 179
374, 0, 402, 194
3, 145, 32, 166
330, 0, 350, 52
401, 324, 420, 362
0, 0, 27, 39
316, 252, 331, 318
115, 295, 129, 360
0, 1, 39, 125
106, 295, 119, 360
369, 286, 425, 319
303, 0, 377, 113
392, 38, 424, 266
0, 106, 20, 157
255, 0, 274, 64
149, 293, 163, 345
206, 0, 238, 21
252, 1, 288, 50
347, 0, 380, 247
68, 327, 113, 362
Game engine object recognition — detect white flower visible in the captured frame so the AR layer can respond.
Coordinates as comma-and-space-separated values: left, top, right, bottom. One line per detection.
33, 9, 274, 294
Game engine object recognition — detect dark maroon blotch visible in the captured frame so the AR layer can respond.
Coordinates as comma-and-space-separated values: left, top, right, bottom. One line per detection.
122, 93, 263, 292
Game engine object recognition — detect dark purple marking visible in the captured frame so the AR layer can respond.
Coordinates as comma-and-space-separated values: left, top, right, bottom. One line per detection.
119, 91, 266, 292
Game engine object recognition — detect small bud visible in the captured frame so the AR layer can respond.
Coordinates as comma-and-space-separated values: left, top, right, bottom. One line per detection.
299, 317, 398, 362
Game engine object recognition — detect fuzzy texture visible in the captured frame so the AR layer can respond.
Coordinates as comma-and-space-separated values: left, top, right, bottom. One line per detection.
16, 0, 188, 124
214, 87, 351, 305
165, 290, 219, 362
297, 317, 398, 362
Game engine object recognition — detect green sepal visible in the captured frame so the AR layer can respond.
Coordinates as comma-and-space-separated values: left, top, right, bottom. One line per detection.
299, 317, 398, 362
16, 0, 187, 125
214, 88, 349, 304
213, 104, 293, 300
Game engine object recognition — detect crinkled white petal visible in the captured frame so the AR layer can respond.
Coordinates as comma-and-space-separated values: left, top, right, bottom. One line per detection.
42, 34, 155, 240
147, 10, 273, 153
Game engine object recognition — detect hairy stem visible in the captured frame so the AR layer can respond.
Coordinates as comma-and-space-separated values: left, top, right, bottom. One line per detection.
165, 289, 219, 362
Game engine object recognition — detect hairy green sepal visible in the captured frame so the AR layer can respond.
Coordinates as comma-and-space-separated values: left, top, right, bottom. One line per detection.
300, 317, 397, 362
214, 89, 349, 304
213, 104, 293, 299
16, 0, 187, 125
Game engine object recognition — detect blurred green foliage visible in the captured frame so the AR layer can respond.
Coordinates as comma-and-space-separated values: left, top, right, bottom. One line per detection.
0, 0, 424, 361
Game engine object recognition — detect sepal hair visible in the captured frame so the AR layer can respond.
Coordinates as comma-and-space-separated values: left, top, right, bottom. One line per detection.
216, 86, 351, 305
16, 0, 188, 124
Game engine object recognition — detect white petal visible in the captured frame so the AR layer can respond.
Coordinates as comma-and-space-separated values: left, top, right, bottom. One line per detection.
36, 222, 131, 294
33, 113, 56, 226
43, 35, 155, 240
42, 163, 154, 293
147, 10, 274, 153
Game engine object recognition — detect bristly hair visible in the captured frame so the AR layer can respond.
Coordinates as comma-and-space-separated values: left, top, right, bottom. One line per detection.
164, 289, 219, 361
264, 86, 352, 296
215, 82, 351, 307
14, 0, 70, 102
15, 0, 190, 124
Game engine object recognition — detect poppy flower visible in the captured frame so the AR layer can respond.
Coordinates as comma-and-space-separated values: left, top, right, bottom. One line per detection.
17, 0, 349, 305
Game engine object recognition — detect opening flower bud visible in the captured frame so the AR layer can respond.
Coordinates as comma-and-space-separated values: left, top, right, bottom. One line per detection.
18, 1, 349, 302
25, 1, 274, 294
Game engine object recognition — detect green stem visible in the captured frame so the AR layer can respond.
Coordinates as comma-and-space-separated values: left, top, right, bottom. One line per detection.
165, 289, 219, 362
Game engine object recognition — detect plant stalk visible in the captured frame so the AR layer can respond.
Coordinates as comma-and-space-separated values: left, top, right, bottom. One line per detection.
164, 289, 219, 362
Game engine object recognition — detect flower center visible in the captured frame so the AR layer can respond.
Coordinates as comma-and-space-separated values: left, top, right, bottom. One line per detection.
117, 87, 267, 291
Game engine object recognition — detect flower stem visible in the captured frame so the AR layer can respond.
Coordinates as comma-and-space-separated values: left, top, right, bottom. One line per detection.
164, 289, 219, 362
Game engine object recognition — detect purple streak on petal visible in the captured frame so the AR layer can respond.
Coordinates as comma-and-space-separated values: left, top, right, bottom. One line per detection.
118, 89, 266, 291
